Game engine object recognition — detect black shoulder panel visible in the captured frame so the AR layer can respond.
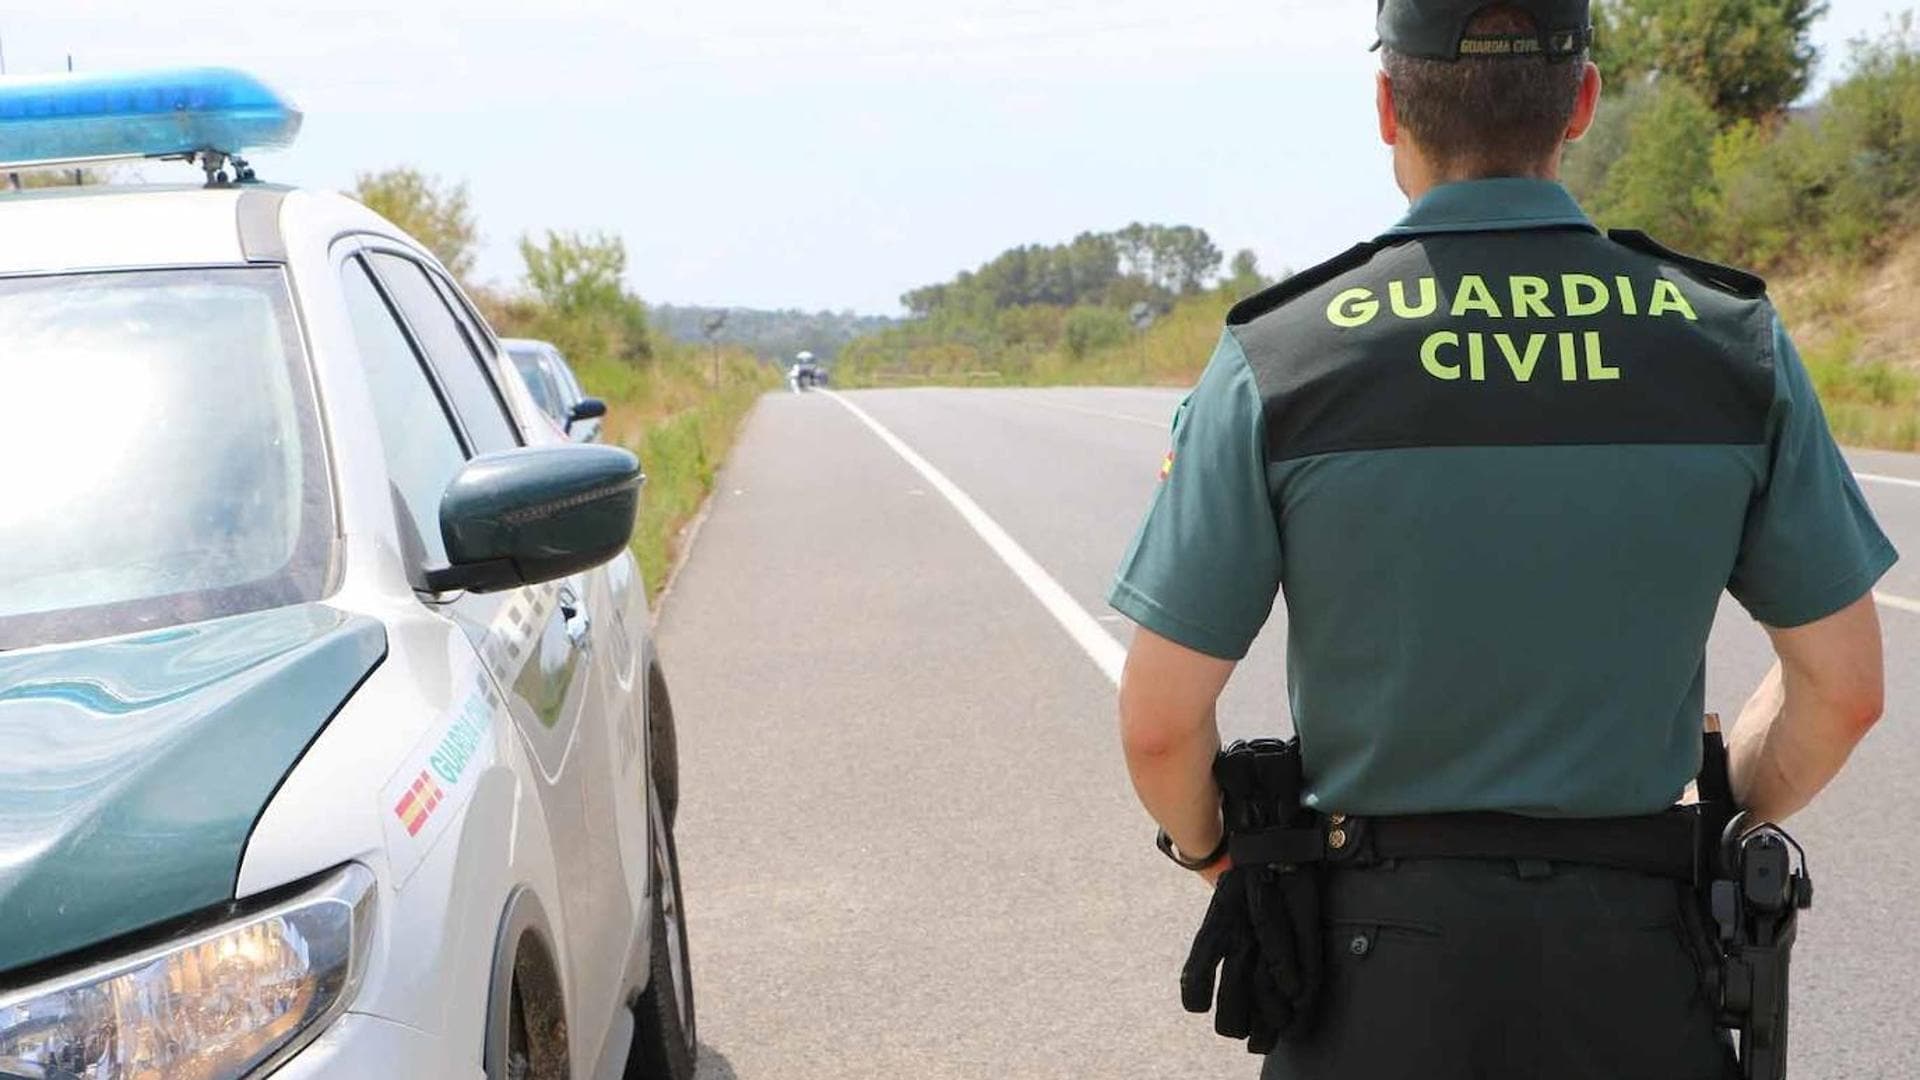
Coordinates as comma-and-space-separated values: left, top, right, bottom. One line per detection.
1227, 240, 1386, 327
1607, 229, 1767, 299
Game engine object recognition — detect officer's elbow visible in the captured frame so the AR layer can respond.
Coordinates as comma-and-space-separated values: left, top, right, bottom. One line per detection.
1839, 683, 1885, 740
1119, 707, 1188, 762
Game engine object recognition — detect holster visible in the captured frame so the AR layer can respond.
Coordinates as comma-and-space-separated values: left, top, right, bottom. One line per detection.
1180, 738, 1327, 1055
1691, 725, 1813, 1080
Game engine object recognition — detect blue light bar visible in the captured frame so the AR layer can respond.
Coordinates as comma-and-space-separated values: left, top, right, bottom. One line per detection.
0, 67, 301, 167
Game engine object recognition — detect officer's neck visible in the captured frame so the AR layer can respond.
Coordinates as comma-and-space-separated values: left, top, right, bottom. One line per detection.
1395, 146, 1564, 202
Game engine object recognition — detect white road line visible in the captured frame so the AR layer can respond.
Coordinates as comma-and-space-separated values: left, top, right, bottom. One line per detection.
824, 390, 1127, 687
1880, 592, 1920, 617
1856, 472, 1920, 491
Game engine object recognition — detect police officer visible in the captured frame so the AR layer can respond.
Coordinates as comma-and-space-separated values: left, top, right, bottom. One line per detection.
1108, 2, 1897, 1076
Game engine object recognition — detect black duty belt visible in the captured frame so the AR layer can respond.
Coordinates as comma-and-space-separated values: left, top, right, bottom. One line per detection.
1228, 808, 1700, 882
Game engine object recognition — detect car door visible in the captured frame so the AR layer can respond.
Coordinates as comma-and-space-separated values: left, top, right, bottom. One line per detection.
356, 246, 642, 1045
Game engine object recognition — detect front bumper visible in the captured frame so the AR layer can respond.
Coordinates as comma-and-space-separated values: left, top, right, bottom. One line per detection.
270, 1012, 482, 1080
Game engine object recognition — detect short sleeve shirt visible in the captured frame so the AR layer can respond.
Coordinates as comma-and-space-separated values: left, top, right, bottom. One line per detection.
1108, 179, 1898, 818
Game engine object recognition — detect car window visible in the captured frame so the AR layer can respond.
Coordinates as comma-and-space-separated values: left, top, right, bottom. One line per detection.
547, 350, 587, 403
428, 269, 502, 361
0, 267, 332, 649
368, 252, 520, 454
539, 354, 579, 410
537, 363, 570, 422
340, 257, 467, 569
512, 352, 564, 420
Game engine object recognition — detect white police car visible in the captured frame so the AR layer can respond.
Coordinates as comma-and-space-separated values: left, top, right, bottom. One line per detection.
0, 69, 695, 1079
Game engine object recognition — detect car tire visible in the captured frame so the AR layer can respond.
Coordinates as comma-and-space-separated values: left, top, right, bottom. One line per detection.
647, 664, 680, 831
628, 788, 695, 1079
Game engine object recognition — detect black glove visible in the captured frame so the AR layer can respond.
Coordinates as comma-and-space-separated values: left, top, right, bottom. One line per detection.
1181, 861, 1323, 1054
1181, 738, 1326, 1054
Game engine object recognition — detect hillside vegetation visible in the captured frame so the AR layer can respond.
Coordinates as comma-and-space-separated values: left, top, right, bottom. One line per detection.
651, 304, 897, 364
353, 168, 777, 598
836, 223, 1271, 386
840, 4, 1920, 452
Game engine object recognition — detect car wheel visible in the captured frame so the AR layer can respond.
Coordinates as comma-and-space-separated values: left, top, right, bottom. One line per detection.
504, 952, 569, 1080
628, 787, 695, 1079
647, 664, 680, 831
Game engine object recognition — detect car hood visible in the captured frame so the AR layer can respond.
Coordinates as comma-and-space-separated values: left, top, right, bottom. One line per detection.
0, 604, 386, 975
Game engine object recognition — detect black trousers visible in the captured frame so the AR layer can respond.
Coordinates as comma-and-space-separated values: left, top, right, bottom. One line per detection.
1260, 858, 1740, 1080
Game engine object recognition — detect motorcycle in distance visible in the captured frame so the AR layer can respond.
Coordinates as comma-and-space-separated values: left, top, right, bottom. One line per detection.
788, 351, 830, 393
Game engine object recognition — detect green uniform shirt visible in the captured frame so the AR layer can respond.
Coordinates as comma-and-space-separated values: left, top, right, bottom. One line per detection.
1110, 179, 1899, 818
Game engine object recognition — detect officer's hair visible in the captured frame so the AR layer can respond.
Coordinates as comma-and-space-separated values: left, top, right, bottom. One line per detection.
1382, 4, 1588, 178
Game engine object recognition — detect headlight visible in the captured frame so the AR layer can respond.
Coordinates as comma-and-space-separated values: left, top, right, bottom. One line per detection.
0, 864, 375, 1080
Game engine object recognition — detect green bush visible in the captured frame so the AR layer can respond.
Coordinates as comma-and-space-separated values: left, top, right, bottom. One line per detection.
1062, 306, 1133, 360
1700, 119, 1803, 266
1816, 22, 1920, 254
1590, 80, 1719, 250
1563, 81, 1651, 204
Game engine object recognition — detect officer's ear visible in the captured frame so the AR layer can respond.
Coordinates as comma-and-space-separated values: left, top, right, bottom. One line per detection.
1565, 61, 1604, 142
1376, 70, 1399, 147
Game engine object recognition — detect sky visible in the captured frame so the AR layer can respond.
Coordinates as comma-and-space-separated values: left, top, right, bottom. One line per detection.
1, 1, 1910, 315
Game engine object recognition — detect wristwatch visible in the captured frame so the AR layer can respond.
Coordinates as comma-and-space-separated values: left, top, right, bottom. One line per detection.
1157, 827, 1230, 872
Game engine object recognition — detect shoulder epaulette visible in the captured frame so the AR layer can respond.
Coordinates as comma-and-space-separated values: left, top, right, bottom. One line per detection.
1607, 229, 1767, 299
1227, 240, 1387, 327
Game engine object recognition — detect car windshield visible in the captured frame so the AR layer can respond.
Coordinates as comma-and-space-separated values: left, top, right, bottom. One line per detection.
0, 267, 333, 650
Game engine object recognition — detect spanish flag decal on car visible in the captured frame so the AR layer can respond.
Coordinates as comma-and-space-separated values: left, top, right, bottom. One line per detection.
393, 770, 446, 837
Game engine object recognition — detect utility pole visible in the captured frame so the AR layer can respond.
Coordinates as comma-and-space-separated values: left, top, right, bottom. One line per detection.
703, 311, 729, 390
1130, 301, 1156, 382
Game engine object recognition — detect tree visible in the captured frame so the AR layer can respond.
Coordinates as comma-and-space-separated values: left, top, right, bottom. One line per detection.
1590, 81, 1720, 250
1223, 249, 1270, 300
518, 230, 653, 364
1063, 306, 1132, 359
1595, 0, 1827, 121
1145, 225, 1223, 294
352, 168, 480, 282
522, 229, 627, 315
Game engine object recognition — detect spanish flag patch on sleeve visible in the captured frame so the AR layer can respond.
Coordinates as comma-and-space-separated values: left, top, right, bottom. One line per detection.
1159, 450, 1175, 482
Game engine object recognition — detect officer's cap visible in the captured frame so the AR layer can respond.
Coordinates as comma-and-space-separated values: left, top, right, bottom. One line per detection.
1375, 0, 1592, 62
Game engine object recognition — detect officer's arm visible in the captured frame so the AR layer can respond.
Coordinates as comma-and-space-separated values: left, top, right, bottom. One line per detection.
1119, 626, 1236, 871
1730, 594, 1885, 823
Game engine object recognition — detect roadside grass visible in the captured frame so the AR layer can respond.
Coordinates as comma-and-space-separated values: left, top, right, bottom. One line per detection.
572, 345, 778, 598
1801, 337, 1920, 451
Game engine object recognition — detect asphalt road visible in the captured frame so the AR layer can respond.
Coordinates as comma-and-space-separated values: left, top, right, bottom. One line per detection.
658, 387, 1918, 1079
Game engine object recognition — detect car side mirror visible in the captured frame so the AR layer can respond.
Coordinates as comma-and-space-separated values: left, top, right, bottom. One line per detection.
423, 445, 641, 594
565, 397, 608, 431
